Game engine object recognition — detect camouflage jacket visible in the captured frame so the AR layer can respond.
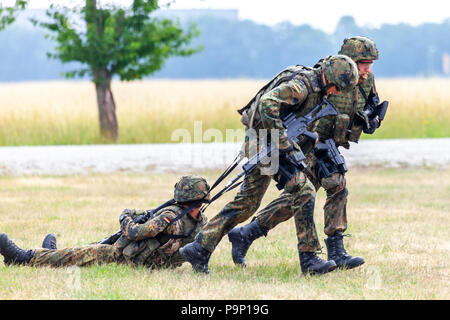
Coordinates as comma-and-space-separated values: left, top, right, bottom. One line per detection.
314, 72, 376, 147
118, 204, 207, 268
255, 67, 324, 150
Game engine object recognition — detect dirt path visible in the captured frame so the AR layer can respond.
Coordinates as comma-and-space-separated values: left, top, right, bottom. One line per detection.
0, 138, 448, 176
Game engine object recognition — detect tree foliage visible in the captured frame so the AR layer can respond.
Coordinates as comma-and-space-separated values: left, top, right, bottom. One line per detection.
0, 0, 27, 31
33, 0, 201, 83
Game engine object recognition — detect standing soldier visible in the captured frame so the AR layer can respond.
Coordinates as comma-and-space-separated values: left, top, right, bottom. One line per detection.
0, 176, 210, 270
180, 55, 359, 275
229, 36, 384, 271
312, 36, 383, 269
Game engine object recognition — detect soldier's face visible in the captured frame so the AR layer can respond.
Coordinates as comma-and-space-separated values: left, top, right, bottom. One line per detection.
358, 61, 373, 79
188, 205, 202, 220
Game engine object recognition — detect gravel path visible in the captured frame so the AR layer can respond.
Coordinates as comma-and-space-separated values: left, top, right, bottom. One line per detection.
0, 138, 449, 176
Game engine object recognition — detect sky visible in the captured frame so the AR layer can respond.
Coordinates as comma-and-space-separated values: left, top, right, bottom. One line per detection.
8, 0, 450, 33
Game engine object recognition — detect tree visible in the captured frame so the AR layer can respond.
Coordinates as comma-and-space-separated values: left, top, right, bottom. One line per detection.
0, 0, 27, 31
34, 0, 200, 141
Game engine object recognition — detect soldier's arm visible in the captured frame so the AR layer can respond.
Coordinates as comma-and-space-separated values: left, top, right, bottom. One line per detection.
258, 78, 308, 150
120, 210, 177, 241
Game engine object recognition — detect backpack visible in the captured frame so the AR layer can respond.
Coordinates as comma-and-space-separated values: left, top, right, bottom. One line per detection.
237, 65, 316, 129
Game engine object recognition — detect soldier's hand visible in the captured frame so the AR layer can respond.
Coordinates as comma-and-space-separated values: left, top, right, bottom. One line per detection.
119, 213, 128, 224
134, 214, 148, 224
364, 116, 380, 134
119, 208, 134, 223
280, 140, 301, 154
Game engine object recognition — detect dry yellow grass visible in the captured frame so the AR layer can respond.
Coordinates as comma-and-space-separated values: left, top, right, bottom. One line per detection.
0, 78, 449, 145
0, 167, 449, 299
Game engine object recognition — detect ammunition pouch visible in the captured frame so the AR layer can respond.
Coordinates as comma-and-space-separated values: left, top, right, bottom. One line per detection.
333, 114, 351, 147
347, 124, 363, 143
132, 238, 162, 265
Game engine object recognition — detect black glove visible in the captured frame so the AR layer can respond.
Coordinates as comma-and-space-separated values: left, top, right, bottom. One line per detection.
119, 208, 133, 224
134, 214, 148, 224
363, 117, 380, 134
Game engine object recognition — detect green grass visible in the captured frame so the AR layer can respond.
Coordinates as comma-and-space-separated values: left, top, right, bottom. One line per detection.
0, 168, 449, 299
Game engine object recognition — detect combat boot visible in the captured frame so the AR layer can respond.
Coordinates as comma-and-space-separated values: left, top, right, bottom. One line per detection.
0, 233, 34, 266
325, 231, 365, 269
299, 251, 337, 275
228, 219, 268, 267
179, 240, 211, 274
42, 234, 57, 250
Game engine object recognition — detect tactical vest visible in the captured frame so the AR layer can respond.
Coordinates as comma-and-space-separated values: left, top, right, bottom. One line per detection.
121, 205, 202, 268
238, 65, 324, 130
315, 72, 376, 144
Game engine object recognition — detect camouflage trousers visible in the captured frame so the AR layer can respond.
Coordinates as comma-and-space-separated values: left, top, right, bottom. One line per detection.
306, 154, 348, 236
196, 167, 320, 253
30, 244, 122, 268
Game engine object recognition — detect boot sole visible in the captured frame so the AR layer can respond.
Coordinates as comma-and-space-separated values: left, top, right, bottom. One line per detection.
303, 262, 338, 276
42, 234, 57, 250
338, 259, 365, 270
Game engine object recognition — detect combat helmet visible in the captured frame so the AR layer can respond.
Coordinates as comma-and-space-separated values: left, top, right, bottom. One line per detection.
322, 55, 359, 91
339, 36, 379, 62
174, 175, 211, 203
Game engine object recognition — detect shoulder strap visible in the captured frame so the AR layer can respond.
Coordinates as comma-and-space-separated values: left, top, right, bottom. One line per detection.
156, 203, 201, 239
358, 84, 368, 103
237, 65, 306, 115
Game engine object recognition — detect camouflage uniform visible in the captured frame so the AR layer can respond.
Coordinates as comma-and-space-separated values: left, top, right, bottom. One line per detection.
307, 73, 376, 236
308, 37, 380, 237
23, 176, 211, 269
196, 56, 359, 253
30, 206, 207, 268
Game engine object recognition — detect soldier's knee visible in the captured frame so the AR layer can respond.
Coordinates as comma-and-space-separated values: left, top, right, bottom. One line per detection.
322, 173, 346, 196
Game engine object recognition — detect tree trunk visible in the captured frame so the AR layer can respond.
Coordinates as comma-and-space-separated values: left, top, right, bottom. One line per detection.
95, 70, 118, 142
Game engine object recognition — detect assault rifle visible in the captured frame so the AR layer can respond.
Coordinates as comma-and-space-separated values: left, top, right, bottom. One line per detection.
99, 99, 338, 244
356, 91, 389, 134
221, 98, 339, 192
314, 138, 347, 180
98, 199, 175, 245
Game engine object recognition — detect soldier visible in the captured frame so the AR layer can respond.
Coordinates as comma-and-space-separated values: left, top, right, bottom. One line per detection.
180, 55, 359, 275
311, 36, 382, 269
228, 36, 382, 271
0, 175, 210, 269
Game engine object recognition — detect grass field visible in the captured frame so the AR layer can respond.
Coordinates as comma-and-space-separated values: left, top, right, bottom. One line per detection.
0, 78, 449, 146
0, 167, 449, 299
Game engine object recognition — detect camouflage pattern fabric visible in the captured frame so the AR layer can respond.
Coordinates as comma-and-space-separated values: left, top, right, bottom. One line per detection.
196, 72, 327, 253
174, 175, 210, 203
196, 167, 272, 253
30, 244, 122, 267
314, 72, 375, 145
254, 173, 320, 252
305, 154, 348, 236
338, 36, 379, 62
303, 72, 376, 237
125, 206, 207, 268
30, 204, 207, 268
196, 167, 320, 253
258, 78, 310, 150
322, 55, 359, 91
